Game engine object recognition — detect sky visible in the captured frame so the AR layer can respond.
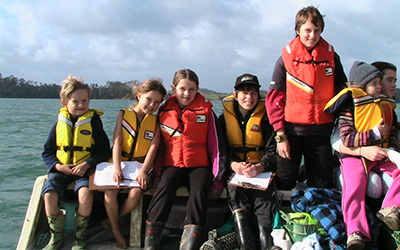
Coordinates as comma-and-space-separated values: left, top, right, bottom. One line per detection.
1, 0, 399, 93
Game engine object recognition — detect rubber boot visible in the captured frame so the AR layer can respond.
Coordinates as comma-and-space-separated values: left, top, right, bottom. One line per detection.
179, 224, 203, 250
144, 220, 164, 250
233, 209, 257, 250
259, 225, 273, 250
43, 209, 66, 250
71, 213, 90, 250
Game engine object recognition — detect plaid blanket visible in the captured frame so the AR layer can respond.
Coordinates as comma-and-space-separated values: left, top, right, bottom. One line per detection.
290, 188, 346, 243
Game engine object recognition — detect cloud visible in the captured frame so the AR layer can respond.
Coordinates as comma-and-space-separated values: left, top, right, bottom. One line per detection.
1, 0, 400, 92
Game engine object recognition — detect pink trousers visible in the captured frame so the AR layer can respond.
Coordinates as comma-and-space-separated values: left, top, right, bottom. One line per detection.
340, 157, 400, 241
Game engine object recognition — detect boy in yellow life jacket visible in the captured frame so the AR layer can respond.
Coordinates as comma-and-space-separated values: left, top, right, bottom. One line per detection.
325, 61, 400, 250
41, 75, 111, 250
219, 73, 277, 249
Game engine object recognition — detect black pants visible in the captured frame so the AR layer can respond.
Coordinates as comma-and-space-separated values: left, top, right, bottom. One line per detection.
276, 134, 334, 190
147, 166, 213, 226
227, 175, 275, 226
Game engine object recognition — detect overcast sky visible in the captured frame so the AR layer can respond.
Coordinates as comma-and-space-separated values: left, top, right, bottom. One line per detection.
1, 0, 399, 93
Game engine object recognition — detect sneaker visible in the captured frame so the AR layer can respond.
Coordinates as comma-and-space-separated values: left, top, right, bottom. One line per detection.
347, 232, 365, 250
377, 206, 400, 231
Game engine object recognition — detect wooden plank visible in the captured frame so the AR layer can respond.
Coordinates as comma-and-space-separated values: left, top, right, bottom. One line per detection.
17, 175, 47, 250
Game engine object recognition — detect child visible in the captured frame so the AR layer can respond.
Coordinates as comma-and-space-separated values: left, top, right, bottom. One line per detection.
144, 69, 227, 250
41, 75, 110, 250
325, 61, 400, 250
104, 78, 166, 249
266, 6, 347, 190
219, 73, 276, 249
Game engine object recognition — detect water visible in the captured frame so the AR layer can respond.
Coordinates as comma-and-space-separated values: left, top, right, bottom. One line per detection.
0, 98, 223, 250
4, 98, 400, 249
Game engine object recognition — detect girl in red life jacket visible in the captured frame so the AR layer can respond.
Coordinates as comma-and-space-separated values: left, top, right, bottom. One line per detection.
104, 78, 166, 249
144, 69, 227, 250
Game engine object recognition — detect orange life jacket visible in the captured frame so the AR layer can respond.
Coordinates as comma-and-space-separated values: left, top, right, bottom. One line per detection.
159, 93, 212, 168
282, 36, 335, 125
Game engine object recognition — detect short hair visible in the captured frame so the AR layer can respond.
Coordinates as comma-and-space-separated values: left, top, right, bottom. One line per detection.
59, 75, 91, 104
132, 78, 167, 102
172, 69, 199, 87
295, 6, 325, 33
371, 61, 397, 73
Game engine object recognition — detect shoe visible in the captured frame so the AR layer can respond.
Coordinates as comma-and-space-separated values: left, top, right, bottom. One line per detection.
347, 232, 365, 250
43, 209, 66, 250
377, 206, 400, 231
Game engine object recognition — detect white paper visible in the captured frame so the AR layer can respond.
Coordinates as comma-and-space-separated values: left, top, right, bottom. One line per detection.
229, 171, 273, 190
93, 161, 143, 187
381, 148, 400, 169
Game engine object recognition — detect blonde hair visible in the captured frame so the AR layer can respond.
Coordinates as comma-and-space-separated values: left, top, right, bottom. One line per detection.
129, 78, 166, 109
59, 75, 91, 104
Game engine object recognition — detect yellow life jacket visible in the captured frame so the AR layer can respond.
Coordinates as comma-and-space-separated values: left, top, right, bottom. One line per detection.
120, 109, 157, 162
56, 107, 102, 165
325, 87, 396, 147
222, 94, 265, 163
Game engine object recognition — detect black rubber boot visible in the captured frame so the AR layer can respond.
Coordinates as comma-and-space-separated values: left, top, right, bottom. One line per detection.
179, 224, 203, 250
144, 220, 164, 250
259, 225, 273, 250
233, 209, 257, 250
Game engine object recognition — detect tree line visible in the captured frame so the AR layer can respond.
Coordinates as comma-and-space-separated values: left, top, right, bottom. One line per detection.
0, 74, 140, 99
2, 73, 399, 101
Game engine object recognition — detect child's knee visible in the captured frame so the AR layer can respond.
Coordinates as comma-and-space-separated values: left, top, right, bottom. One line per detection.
104, 189, 119, 201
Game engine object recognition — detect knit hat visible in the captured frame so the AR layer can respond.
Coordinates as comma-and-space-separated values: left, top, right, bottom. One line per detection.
235, 73, 260, 89
349, 61, 383, 86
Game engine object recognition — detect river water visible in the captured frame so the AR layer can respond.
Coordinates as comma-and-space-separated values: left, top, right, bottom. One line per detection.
0, 98, 224, 249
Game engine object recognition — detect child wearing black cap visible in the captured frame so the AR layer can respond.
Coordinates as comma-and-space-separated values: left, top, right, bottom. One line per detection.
219, 73, 277, 249
325, 61, 400, 250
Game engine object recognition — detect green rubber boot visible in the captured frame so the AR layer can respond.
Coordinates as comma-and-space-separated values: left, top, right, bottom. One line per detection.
71, 213, 90, 250
43, 209, 66, 250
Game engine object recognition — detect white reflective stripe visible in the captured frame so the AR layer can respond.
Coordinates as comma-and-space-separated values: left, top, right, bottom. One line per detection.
75, 117, 92, 127
354, 95, 374, 104
285, 45, 292, 54
222, 97, 235, 103
122, 119, 136, 138
286, 72, 314, 95
58, 115, 73, 127
160, 124, 182, 138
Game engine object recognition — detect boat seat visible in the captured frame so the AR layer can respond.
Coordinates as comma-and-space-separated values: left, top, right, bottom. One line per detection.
128, 187, 293, 248
129, 186, 227, 248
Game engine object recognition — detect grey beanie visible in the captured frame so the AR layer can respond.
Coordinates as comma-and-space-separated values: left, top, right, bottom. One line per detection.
349, 61, 383, 86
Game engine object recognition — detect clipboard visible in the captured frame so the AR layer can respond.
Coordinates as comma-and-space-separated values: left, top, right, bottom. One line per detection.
228, 171, 275, 190
89, 161, 143, 190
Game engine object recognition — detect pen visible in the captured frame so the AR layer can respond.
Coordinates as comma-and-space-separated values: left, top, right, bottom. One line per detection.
123, 177, 135, 181
245, 157, 250, 164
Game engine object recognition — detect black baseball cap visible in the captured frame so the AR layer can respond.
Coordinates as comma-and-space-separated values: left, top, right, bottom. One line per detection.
235, 73, 261, 90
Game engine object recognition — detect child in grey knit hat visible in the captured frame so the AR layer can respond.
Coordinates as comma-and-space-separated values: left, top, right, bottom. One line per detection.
325, 61, 400, 250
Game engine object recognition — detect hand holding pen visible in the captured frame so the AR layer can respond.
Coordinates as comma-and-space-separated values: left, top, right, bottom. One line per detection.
231, 157, 251, 175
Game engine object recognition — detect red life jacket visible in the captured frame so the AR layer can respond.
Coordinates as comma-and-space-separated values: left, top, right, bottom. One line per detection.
159, 93, 212, 168
282, 36, 335, 125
